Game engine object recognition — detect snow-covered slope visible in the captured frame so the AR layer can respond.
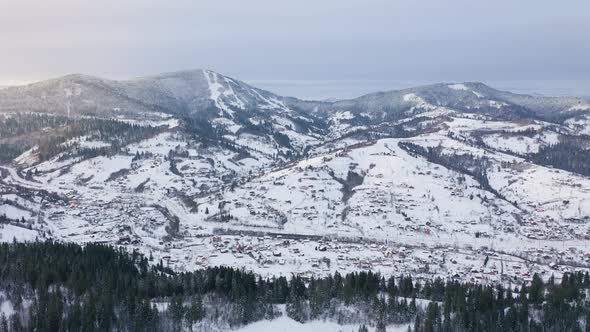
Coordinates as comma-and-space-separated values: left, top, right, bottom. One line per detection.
0, 69, 328, 160
0, 69, 292, 116
311, 82, 590, 128
2, 71, 590, 285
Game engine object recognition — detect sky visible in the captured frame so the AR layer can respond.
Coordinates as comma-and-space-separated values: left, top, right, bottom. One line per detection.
2, 0, 590, 98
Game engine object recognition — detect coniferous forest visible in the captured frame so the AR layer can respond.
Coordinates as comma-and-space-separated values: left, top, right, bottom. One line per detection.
0, 114, 163, 163
0, 241, 589, 331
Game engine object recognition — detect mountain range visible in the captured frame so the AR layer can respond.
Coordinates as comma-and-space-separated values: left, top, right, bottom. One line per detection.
1, 69, 590, 284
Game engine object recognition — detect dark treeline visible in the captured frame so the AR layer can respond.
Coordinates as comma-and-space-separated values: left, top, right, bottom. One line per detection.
397, 141, 523, 210
469, 128, 590, 177
1, 241, 590, 331
530, 139, 590, 177
0, 113, 72, 162
0, 113, 71, 139
398, 142, 493, 192
0, 144, 24, 163
38, 118, 161, 162
184, 114, 298, 160
0, 113, 163, 163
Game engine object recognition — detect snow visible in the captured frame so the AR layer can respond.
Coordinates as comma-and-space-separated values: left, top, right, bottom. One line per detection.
0, 204, 32, 220
14, 147, 38, 166
488, 100, 508, 109
5, 121, 589, 283
0, 224, 38, 243
567, 104, 590, 112
472, 91, 484, 98
234, 316, 410, 332
481, 130, 560, 155
3, 72, 590, 289
448, 83, 469, 91
444, 117, 511, 131
204, 70, 235, 116
0, 299, 14, 319
212, 117, 242, 134
61, 155, 133, 184
128, 132, 187, 156
402, 93, 442, 112
79, 140, 111, 149
249, 88, 290, 111
332, 111, 354, 120
116, 116, 180, 129
448, 83, 487, 99
402, 93, 429, 107
565, 114, 590, 135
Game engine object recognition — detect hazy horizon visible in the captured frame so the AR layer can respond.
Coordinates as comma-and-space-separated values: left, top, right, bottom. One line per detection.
2, 0, 590, 92
249, 78, 590, 101
1, 71, 589, 101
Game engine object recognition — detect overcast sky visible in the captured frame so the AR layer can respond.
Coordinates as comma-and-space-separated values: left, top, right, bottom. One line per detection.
2, 0, 589, 97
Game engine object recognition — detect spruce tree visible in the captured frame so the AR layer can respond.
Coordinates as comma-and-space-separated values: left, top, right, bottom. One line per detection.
186, 294, 204, 330
67, 301, 82, 332
286, 291, 307, 323
169, 295, 186, 330
529, 273, 544, 304
0, 315, 7, 332
9, 314, 23, 332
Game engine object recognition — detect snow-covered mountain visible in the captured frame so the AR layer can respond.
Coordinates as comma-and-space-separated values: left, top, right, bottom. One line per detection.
0, 69, 292, 116
2, 70, 590, 284
318, 82, 590, 122
0, 69, 329, 159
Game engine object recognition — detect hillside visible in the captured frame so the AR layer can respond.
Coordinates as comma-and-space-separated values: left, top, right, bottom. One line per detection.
1, 70, 590, 287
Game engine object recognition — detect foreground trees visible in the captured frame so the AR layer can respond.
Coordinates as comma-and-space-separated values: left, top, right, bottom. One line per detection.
0, 241, 589, 331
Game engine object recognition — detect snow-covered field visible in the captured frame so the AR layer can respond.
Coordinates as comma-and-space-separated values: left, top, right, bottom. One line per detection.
0, 224, 38, 242
234, 316, 410, 332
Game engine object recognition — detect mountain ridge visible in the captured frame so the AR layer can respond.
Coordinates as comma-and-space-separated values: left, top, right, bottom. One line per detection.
2, 70, 589, 120
2, 69, 590, 285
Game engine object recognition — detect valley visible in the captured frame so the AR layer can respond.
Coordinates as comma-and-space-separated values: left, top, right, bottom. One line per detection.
2, 70, 590, 288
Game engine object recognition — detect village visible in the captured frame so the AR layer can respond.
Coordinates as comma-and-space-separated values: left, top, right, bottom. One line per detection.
35, 189, 590, 288
2, 117, 590, 289
142, 231, 590, 286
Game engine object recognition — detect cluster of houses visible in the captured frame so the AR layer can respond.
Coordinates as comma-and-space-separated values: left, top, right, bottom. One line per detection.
141, 232, 590, 285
